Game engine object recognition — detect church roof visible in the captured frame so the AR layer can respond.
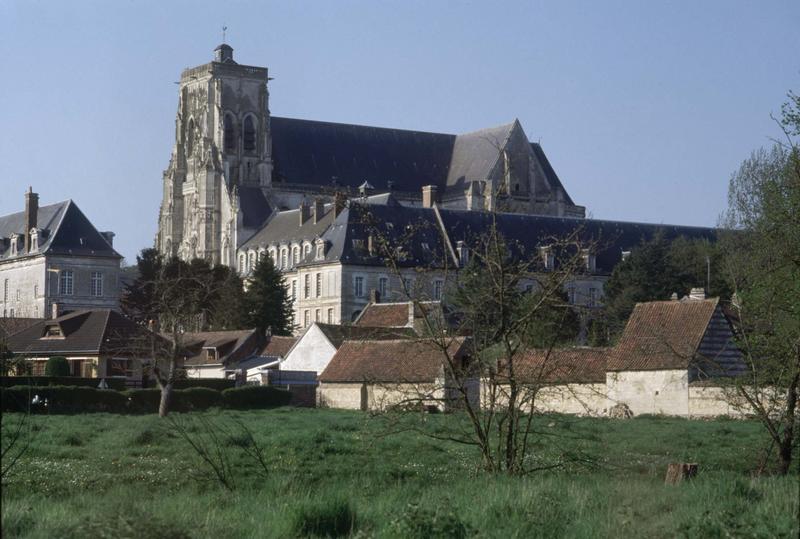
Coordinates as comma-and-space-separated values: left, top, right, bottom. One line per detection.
445, 122, 515, 188
0, 200, 120, 261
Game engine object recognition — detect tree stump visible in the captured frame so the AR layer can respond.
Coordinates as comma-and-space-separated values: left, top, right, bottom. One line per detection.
665, 463, 698, 484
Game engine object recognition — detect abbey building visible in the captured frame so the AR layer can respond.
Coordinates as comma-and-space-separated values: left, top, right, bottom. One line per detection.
156, 44, 586, 266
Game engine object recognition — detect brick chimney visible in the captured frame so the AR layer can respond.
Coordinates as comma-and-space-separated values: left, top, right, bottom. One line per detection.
313, 199, 324, 224
24, 187, 39, 253
369, 289, 380, 304
422, 185, 438, 208
299, 201, 311, 225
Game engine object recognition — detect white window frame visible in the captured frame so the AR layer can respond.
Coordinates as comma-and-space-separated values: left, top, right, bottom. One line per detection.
90, 271, 103, 297
60, 270, 74, 296
353, 275, 365, 298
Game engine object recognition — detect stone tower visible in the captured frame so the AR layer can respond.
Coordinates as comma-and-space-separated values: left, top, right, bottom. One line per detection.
156, 44, 272, 265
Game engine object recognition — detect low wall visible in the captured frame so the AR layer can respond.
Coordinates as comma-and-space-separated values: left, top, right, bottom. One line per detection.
481, 381, 607, 416
688, 385, 750, 418
606, 370, 690, 416
318, 383, 364, 410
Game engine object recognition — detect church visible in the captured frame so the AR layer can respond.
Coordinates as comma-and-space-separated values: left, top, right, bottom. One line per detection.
156, 44, 586, 266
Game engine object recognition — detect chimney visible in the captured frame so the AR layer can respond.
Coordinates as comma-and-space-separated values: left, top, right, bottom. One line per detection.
51, 302, 59, 319
670, 292, 679, 301
369, 289, 380, 304
24, 187, 39, 253
333, 192, 346, 218
422, 185, 438, 208
313, 199, 324, 224
299, 201, 311, 225
689, 288, 706, 300
100, 231, 115, 247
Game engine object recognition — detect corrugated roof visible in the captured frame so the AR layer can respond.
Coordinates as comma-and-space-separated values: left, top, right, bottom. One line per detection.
607, 299, 719, 371
319, 337, 468, 383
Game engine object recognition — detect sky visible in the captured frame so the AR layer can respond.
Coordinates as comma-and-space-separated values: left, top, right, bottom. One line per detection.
1, 0, 798, 263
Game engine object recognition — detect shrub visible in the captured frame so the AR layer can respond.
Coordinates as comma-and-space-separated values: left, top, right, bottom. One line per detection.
221, 385, 291, 409
1, 376, 127, 391
0, 385, 127, 413
292, 498, 357, 538
44, 356, 71, 377
172, 378, 235, 391
175, 387, 221, 411
125, 388, 163, 414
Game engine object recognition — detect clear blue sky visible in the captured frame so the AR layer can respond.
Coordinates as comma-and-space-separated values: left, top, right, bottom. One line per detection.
1, 1, 798, 263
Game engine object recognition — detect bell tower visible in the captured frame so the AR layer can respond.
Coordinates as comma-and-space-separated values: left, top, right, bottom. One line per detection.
156, 44, 272, 265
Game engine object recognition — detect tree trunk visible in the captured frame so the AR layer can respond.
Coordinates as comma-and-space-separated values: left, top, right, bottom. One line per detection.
777, 372, 798, 475
159, 382, 173, 418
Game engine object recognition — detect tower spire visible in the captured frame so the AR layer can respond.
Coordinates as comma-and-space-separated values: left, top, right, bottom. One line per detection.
222, 24, 227, 44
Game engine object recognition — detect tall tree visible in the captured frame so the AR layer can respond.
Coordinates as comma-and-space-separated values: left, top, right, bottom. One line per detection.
243, 256, 293, 336
721, 91, 799, 475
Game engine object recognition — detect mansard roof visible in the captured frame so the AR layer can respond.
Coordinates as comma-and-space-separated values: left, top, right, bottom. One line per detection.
240, 203, 335, 251
0, 200, 120, 260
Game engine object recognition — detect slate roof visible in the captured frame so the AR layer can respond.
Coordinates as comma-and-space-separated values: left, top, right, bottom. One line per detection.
315, 323, 417, 349
319, 337, 469, 383
607, 298, 720, 371
0, 200, 120, 260
445, 122, 514, 188
497, 347, 609, 384
6, 310, 153, 356
238, 186, 272, 231
181, 329, 260, 366
240, 203, 335, 251
0, 318, 42, 340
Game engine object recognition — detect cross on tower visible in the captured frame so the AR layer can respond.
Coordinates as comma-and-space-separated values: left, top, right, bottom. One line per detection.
222, 25, 227, 43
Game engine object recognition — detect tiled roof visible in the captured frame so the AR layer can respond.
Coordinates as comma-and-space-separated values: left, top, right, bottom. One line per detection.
607, 298, 719, 371
497, 347, 609, 384
315, 323, 417, 349
180, 329, 260, 366
260, 335, 298, 358
354, 303, 411, 328
319, 337, 469, 383
6, 310, 154, 356
0, 317, 42, 339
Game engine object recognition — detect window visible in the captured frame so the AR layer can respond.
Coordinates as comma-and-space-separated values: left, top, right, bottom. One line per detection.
59, 270, 74, 296
281, 249, 288, 270
291, 279, 297, 301
582, 249, 596, 273
433, 280, 443, 301
223, 114, 236, 151
293, 246, 300, 265
16, 289, 20, 301
304, 243, 312, 257
3, 279, 8, 302
315, 241, 325, 260
186, 119, 195, 155
243, 116, 256, 151
10, 236, 17, 256
540, 246, 554, 271
378, 277, 388, 299
90, 272, 103, 297
353, 276, 364, 298
402, 277, 414, 295
567, 287, 576, 305
303, 310, 310, 327
315, 273, 322, 297
327, 308, 334, 323
315, 309, 321, 322
30, 231, 38, 251
249, 252, 256, 272
239, 254, 246, 273
304, 274, 311, 299
589, 288, 598, 307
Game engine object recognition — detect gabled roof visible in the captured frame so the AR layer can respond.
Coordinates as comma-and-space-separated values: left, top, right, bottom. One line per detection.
319, 337, 469, 383
315, 323, 417, 349
607, 298, 720, 371
7, 310, 153, 356
497, 347, 609, 384
446, 122, 514, 188
0, 199, 120, 260
180, 329, 260, 366
354, 303, 412, 328
260, 335, 298, 358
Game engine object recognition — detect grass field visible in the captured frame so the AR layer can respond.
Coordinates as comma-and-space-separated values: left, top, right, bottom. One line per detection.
1, 409, 798, 538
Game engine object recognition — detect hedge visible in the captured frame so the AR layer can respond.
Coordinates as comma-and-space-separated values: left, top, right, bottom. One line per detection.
1, 384, 291, 414
1, 376, 127, 391
172, 378, 236, 391
221, 385, 292, 409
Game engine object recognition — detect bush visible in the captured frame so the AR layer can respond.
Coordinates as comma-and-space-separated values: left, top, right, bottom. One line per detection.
221, 385, 291, 409
292, 498, 357, 538
44, 357, 71, 377
125, 388, 163, 414
1, 376, 127, 391
172, 378, 235, 391
0, 385, 127, 413
175, 387, 221, 411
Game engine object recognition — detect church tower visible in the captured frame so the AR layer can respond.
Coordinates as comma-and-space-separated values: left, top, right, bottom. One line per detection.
156, 44, 272, 265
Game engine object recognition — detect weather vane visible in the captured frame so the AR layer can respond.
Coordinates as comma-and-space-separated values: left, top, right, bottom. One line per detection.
222, 25, 227, 43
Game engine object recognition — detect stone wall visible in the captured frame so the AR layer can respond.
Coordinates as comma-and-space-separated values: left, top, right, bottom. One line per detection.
606, 370, 690, 416
318, 382, 365, 410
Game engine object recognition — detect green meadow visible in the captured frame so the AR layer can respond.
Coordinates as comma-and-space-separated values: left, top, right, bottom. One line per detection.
2, 409, 797, 538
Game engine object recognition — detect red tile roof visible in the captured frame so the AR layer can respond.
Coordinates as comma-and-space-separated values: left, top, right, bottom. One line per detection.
354, 303, 411, 327
497, 347, 609, 384
607, 298, 719, 371
260, 335, 298, 358
320, 337, 469, 383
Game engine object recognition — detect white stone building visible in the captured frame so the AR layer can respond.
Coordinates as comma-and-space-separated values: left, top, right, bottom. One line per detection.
0, 189, 122, 319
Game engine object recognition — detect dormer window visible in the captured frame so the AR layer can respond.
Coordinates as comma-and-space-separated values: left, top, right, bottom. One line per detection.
456, 241, 469, 267
621, 250, 631, 261
539, 246, 554, 271
30, 229, 39, 252
581, 249, 596, 273
315, 239, 327, 260
10, 234, 19, 256
44, 325, 63, 338
204, 348, 218, 362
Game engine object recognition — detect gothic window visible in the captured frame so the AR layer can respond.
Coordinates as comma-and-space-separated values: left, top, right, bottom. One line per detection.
223, 114, 236, 152
243, 116, 256, 152
186, 119, 195, 155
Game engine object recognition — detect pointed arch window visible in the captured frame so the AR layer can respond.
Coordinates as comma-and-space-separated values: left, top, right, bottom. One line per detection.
186, 119, 195, 155
243, 116, 256, 152
223, 114, 236, 152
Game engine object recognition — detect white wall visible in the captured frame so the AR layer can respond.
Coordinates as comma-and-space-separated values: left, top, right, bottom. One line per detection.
279, 324, 337, 375
318, 383, 365, 410
185, 364, 226, 379
606, 370, 689, 416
